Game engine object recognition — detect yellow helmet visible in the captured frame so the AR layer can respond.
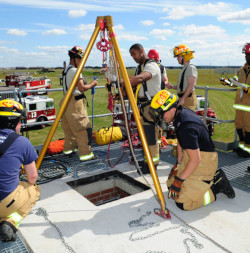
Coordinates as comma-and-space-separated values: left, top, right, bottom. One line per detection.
150, 90, 179, 122
173, 44, 194, 61
0, 99, 26, 119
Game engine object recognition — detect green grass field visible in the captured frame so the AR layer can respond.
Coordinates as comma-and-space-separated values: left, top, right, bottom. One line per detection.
0, 68, 237, 146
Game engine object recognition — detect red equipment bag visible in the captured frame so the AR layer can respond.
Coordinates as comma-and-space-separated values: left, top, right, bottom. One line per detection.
47, 139, 65, 155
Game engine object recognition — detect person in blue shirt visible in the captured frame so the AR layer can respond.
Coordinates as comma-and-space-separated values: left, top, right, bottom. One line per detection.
0, 99, 40, 242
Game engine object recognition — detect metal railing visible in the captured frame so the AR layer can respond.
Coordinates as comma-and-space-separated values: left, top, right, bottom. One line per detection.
0, 85, 238, 139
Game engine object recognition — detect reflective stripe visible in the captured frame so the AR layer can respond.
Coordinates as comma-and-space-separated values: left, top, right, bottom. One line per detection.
63, 148, 78, 155
204, 191, 211, 206
144, 156, 160, 163
63, 150, 73, 155
238, 143, 250, 153
7, 212, 22, 228
79, 152, 94, 161
233, 104, 250, 112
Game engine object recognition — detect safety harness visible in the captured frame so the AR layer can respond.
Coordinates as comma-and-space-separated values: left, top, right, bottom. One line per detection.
179, 64, 194, 95
0, 133, 20, 158
134, 59, 159, 125
62, 65, 88, 103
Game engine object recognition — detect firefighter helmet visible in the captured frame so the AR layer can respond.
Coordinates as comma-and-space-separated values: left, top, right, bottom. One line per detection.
68, 46, 84, 58
148, 49, 160, 62
0, 99, 26, 119
173, 44, 194, 61
150, 90, 179, 122
242, 43, 250, 54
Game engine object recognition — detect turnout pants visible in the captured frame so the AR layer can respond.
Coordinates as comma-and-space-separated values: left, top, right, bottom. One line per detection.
234, 91, 250, 151
60, 96, 92, 157
0, 182, 40, 229
178, 92, 198, 112
167, 150, 217, 210
140, 103, 159, 165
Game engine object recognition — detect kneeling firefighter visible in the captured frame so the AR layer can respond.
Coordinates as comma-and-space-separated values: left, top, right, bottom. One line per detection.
150, 90, 235, 211
60, 46, 98, 161
0, 99, 40, 242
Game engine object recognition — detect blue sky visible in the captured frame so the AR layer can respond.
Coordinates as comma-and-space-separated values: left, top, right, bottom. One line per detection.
0, 0, 250, 68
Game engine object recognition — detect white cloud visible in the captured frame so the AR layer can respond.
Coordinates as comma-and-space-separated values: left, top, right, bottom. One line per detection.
43, 29, 66, 35
116, 34, 148, 41
114, 24, 125, 31
218, 8, 250, 24
0, 46, 19, 53
149, 29, 175, 40
79, 34, 92, 40
164, 6, 194, 20
68, 9, 87, 18
36, 45, 69, 53
163, 22, 170, 26
140, 20, 154, 26
77, 24, 95, 31
179, 24, 227, 38
7, 29, 27, 36
162, 2, 237, 20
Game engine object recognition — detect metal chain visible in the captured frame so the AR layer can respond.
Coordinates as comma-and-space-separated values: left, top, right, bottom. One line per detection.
30, 207, 76, 253
128, 211, 231, 253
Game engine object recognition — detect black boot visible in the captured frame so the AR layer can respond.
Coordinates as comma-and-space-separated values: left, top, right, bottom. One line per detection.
137, 162, 157, 175
237, 149, 250, 158
212, 169, 235, 199
0, 221, 17, 242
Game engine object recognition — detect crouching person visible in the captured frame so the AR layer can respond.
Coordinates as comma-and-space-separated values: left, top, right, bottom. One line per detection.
0, 100, 40, 242
150, 91, 235, 211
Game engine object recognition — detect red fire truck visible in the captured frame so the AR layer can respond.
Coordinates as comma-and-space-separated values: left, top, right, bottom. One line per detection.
6, 74, 51, 95
21, 96, 56, 128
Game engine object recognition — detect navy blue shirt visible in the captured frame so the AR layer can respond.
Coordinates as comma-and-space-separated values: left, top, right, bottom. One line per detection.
0, 129, 38, 201
174, 108, 215, 152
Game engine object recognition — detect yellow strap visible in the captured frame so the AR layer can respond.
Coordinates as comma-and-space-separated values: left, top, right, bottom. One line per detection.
135, 83, 142, 104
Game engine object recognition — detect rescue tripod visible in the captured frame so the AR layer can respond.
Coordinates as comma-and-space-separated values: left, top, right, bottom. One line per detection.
35, 15, 170, 219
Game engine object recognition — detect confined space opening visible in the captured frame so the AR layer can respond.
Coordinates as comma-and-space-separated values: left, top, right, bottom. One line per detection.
67, 170, 150, 206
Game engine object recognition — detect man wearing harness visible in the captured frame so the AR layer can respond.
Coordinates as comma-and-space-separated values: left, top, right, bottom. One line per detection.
166, 44, 198, 170
0, 100, 40, 242
60, 46, 98, 162
150, 90, 235, 211
128, 44, 162, 174
166, 44, 198, 111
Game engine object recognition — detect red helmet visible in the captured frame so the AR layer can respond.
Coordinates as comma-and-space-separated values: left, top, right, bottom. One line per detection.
242, 43, 250, 54
68, 46, 84, 58
148, 49, 160, 62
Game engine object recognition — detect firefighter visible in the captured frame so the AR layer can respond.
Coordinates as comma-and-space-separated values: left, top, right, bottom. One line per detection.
233, 43, 250, 158
127, 44, 162, 174
148, 49, 168, 89
148, 49, 169, 146
0, 99, 40, 242
166, 44, 199, 169
61, 46, 98, 161
150, 90, 235, 211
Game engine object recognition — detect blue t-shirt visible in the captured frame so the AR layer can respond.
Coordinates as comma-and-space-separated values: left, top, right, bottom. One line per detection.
0, 129, 38, 201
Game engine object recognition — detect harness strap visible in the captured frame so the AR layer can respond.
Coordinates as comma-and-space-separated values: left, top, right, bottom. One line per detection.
179, 64, 194, 92
135, 59, 156, 102
62, 65, 73, 94
0, 133, 20, 157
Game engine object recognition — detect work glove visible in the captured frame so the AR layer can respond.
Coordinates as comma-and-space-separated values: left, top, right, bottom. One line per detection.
219, 77, 231, 86
168, 176, 184, 200
168, 163, 180, 180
